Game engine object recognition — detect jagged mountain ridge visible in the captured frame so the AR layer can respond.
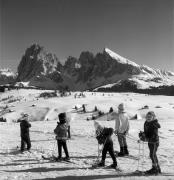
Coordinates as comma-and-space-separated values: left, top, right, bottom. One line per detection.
2, 44, 174, 91
16, 44, 64, 89
16, 44, 146, 90
17, 44, 174, 90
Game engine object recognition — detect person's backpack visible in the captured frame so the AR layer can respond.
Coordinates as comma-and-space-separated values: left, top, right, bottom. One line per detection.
54, 124, 67, 139
96, 128, 113, 144
96, 132, 106, 145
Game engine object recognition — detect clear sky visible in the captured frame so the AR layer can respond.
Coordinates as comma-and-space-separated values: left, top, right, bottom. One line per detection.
0, 0, 174, 72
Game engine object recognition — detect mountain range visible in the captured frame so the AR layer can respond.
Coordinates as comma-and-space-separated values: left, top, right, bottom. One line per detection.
1, 44, 174, 93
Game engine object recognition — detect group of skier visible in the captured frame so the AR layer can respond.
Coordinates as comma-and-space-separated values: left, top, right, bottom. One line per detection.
19, 102, 161, 175
94, 103, 161, 175
94, 103, 129, 169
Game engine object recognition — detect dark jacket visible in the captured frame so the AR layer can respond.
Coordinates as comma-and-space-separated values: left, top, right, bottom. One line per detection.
20, 119, 31, 137
96, 127, 113, 145
144, 119, 160, 143
54, 122, 68, 140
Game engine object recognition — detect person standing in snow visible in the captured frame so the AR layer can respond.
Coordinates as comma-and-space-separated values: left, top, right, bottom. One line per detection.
54, 113, 70, 161
139, 111, 161, 174
94, 121, 117, 168
114, 103, 130, 156
20, 113, 31, 152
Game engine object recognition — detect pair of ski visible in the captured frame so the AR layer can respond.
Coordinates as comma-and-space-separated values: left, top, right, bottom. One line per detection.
90, 152, 138, 171
121, 170, 174, 177
90, 165, 174, 177
114, 151, 139, 160
91, 163, 122, 172
41, 155, 75, 164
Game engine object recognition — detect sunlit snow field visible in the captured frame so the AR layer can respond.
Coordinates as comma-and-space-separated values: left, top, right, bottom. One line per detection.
0, 89, 174, 180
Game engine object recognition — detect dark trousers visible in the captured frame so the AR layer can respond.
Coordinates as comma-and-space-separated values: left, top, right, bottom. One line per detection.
102, 138, 116, 164
117, 133, 127, 147
57, 140, 69, 158
148, 142, 159, 166
21, 135, 31, 151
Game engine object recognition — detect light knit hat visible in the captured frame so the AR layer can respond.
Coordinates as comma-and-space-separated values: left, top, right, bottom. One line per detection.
94, 121, 103, 132
118, 103, 125, 111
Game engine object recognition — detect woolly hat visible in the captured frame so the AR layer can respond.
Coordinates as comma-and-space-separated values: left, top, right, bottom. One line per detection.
118, 103, 125, 111
94, 121, 103, 133
58, 112, 66, 123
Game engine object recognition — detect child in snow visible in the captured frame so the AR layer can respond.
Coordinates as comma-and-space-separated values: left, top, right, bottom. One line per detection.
139, 111, 161, 174
54, 113, 70, 161
114, 103, 130, 156
94, 121, 117, 168
20, 113, 31, 152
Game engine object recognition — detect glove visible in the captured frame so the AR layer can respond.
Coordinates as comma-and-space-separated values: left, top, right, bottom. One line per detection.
123, 131, 128, 135
138, 131, 146, 141
113, 130, 118, 135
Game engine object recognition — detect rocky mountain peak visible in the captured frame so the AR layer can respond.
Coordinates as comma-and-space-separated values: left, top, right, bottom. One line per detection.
17, 44, 62, 82
104, 47, 139, 67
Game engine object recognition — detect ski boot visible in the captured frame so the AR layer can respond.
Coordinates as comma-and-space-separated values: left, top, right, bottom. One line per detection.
145, 166, 158, 175
124, 146, 129, 156
64, 156, 70, 161
56, 156, 63, 162
97, 160, 105, 167
118, 147, 125, 157
109, 162, 117, 169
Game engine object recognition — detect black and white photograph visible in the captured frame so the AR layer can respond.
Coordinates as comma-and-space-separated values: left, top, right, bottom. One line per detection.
0, 0, 174, 179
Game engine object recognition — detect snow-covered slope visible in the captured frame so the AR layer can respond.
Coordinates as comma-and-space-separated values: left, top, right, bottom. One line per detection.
0, 90, 174, 179
95, 48, 174, 90
104, 47, 139, 67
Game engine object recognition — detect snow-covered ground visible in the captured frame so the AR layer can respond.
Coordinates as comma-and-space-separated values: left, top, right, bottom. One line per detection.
0, 89, 174, 180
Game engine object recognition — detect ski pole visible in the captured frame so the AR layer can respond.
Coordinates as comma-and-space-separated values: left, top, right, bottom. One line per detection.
137, 140, 140, 171
142, 141, 145, 171
97, 142, 99, 160
137, 142, 140, 170
51, 140, 57, 156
